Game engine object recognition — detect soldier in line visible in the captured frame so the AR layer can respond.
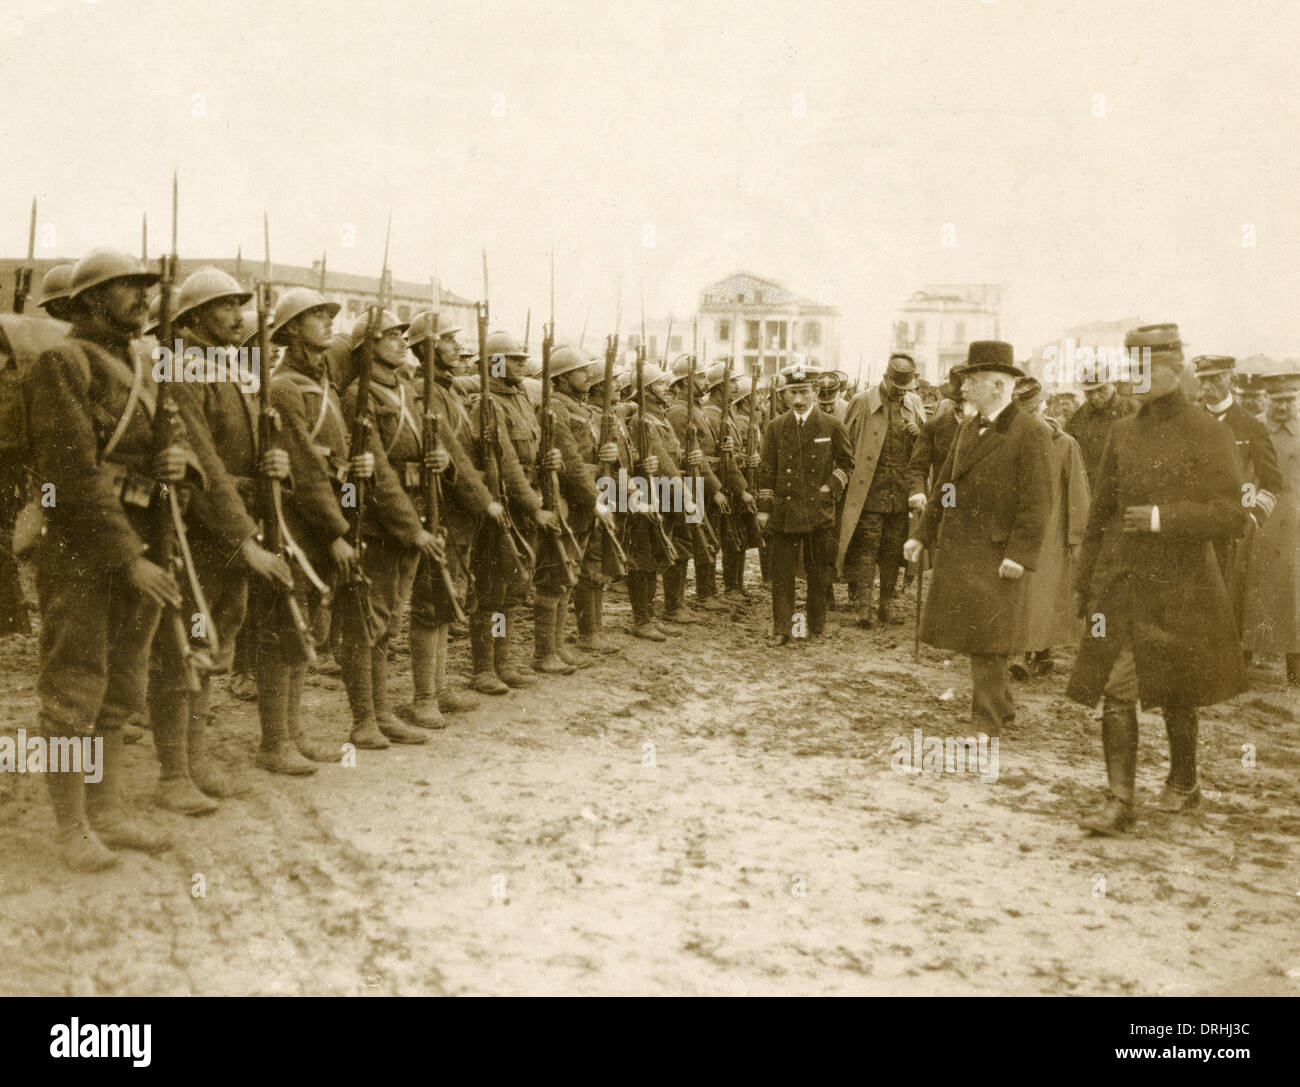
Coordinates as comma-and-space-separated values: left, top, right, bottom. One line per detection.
904, 343, 1053, 735
1007, 376, 1090, 680
254, 287, 368, 773
837, 353, 924, 629
757, 363, 853, 646
403, 311, 503, 723
467, 331, 558, 694
24, 248, 196, 869
712, 368, 761, 604
1069, 325, 1251, 834
666, 358, 731, 617
148, 268, 294, 813
339, 310, 452, 745
1066, 374, 1138, 487
1192, 354, 1282, 642
1242, 371, 1300, 688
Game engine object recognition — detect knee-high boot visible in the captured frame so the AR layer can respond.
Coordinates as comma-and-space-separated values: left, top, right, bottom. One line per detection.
1158, 705, 1201, 812
372, 643, 427, 743
337, 635, 388, 749
255, 647, 317, 774
532, 594, 576, 675
470, 611, 509, 694
495, 608, 537, 687
151, 681, 218, 815
1079, 697, 1138, 835
435, 623, 479, 712
555, 589, 591, 668
408, 624, 449, 727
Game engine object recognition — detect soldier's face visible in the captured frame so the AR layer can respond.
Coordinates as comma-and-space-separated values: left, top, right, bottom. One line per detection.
1241, 392, 1267, 414
558, 368, 592, 397
1084, 384, 1113, 409
1134, 358, 1183, 401
193, 297, 246, 346
1267, 394, 1293, 421
648, 379, 672, 406
505, 354, 529, 382
1196, 373, 1232, 405
434, 333, 460, 368
375, 327, 407, 367
95, 279, 150, 332
290, 308, 334, 350
786, 385, 814, 412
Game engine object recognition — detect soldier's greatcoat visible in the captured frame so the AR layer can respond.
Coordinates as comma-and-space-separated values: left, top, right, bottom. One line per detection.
1066, 388, 1249, 708
1243, 411, 1299, 654
1066, 392, 1138, 485
915, 400, 1053, 655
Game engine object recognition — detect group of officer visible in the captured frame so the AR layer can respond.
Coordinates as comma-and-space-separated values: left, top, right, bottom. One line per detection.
6, 244, 1299, 871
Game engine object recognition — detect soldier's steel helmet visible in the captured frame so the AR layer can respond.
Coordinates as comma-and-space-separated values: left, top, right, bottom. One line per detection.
405, 310, 462, 349
483, 330, 528, 360
69, 248, 160, 300
641, 364, 671, 389
36, 263, 75, 309
549, 344, 593, 379
730, 374, 754, 402
270, 287, 341, 344
143, 288, 178, 336
174, 267, 252, 321
349, 308, 409, 350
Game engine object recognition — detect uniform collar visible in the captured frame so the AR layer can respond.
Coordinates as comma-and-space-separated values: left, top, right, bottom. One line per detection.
1206, 395, 1233, 417
1138, 386, 1187, 420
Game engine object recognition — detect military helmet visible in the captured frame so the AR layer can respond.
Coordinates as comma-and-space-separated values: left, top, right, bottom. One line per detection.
69, 247, 160, 300
483, 330, 528, 360
549, 344, 592, 379
36, 263, 75, 309
406, 309, 463, 349
729, 374, 754, 402
143, 288, 179, 337
668, 353, 698, 386
349, 308, 408, 350
704, 360, 732, 389
522, 358, 543, 378
640, 364, 671, 389
270, 287, 341, 344
174, 266, 252, 321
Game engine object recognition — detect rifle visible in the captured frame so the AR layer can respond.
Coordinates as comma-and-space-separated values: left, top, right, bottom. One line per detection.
418, 278, 468, 625
12, 198, 35, 313
476, 249, 534, 583
152, 172, 217, 693
634, 338, 677, 566
746, 360, 760, 494
339, 215, 390, 645
596, 297, 628, 578
684, 323, 719, 558
537, 251, 582, 586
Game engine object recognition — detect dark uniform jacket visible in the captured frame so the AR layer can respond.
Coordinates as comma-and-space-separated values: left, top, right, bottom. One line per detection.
1066, 388, 1249, 708
469, 380, 543, 522
905, 398, 961, 499
667, 396, 725, 501
916, 400, 1053, 655
1211, 401, 1283, 509
757, 407, 853, 535
551, 389, 600, 535
425, 370, 496, 548
1066, 393, 1138, 484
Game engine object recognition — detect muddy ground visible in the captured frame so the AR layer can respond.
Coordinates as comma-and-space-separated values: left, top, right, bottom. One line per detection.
0, 565, 1297, 996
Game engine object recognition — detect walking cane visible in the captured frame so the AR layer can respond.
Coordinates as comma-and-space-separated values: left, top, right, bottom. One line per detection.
910, 507, 925, 662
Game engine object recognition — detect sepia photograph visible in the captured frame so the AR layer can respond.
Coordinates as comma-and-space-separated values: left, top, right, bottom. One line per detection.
0, 0, 1296, 1040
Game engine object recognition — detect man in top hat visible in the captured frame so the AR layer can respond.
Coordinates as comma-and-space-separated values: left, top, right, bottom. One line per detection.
1193, 353, 1282, 637
903, 342, 1052, 734
1066, 369, 1138, 486
1243, 370, 1300, 688
1068, 325, 1250, 835
757, 361, 853, 646
837, 353, 925, 628
1008, 376, 1090, 680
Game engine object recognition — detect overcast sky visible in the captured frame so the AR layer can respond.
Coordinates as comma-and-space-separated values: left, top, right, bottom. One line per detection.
4, 0, 1298, 368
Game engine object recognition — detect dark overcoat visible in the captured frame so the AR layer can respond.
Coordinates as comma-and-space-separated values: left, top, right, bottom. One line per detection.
915, 400, 1053, 654
1066, 388, 1249, 708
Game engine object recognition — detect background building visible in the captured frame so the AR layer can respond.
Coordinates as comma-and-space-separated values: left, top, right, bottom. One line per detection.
890, 284, 1003, 386
696, 272, 839, 378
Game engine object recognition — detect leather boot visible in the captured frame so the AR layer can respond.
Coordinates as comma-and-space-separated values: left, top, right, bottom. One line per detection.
470, 612, 510, 694
628, 572, 666, 641
188, 680, 249, 798
44, 724, 118, 872
255, 654, 317, 775
406, 624, 449, 728
496, 609, 537, 687
151, 682, 218, 815
554, 590, 591, 668
1079, 698, 1138, 835
695, 550, 726, 609
287, 663, 344, 762
87, 728, 172, 853
1158, 705, 1201, 812
435, 624, 479, 712
662, 562, 700, 623
373, 644, 428, 743
533, 595, 577, 675
337, 636, 389, 750
576, 583, 619, 654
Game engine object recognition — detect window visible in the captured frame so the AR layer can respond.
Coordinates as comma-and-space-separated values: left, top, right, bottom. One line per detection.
745, 320, 760, 350
894, 320, 909, 347
915, 319, 926, 344
953, 320, 965, 345
803, 321, 821, 346
717, 319, 730, 342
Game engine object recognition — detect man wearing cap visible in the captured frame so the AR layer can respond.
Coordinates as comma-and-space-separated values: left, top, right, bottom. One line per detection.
22, 248, 197, 868
402, 311, 502, 724
146, 267, 294, 812
1066, 376, 1137, 487
338, 309, 455, 747
1068, 325, 1250, 834
757, 361, 853, 646
903, 342, 1052, 734
1193, 353, 1282, 639
838, 353, 925, 628
468, 330, 559, 694
254, 286, 370, 773
666, 356, 732, 616
1008, 376, 1090, 680
1243, 371, 1300, 688
816, 371, 847, 421
1237, 371, 1269, 419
